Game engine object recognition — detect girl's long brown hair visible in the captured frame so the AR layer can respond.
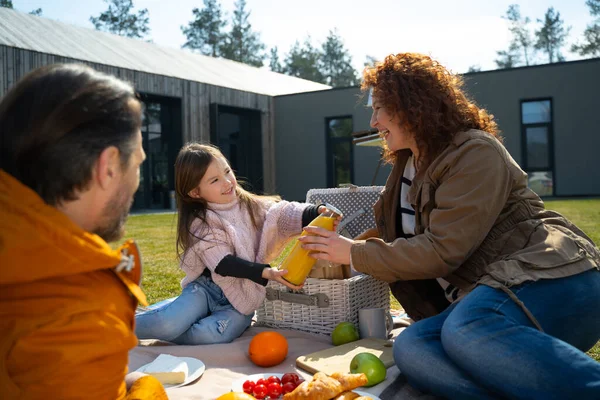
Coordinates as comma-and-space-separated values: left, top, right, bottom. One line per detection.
174, 142, 280, 262
362, 53, 500, 169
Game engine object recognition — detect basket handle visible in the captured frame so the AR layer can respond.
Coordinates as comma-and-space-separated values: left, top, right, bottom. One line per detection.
265, 288, 330, 308
338, 183, 358, 190
337, 207, 366, 232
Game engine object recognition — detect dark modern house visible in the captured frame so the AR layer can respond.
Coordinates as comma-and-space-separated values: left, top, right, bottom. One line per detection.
274, 57, 600, 200
0, 8, 330, 209
1, 7, 598, 207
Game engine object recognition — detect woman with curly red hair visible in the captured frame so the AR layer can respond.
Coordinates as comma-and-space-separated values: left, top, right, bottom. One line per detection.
300, 53, 600, 399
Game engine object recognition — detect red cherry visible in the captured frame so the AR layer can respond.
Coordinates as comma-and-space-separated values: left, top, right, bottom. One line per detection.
267, 375, 281, 385
255, 378, 267, 386
253, 383, 268, 399
267, 382, 282, 398
242, 380, 255, 394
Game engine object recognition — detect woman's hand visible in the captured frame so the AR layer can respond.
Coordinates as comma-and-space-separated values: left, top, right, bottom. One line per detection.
262, 267, 304, 290
299, 226, 354, 265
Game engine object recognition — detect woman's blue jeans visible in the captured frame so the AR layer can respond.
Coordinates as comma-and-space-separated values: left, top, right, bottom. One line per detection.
393, 269, 600, 399
135, 276, 253, 345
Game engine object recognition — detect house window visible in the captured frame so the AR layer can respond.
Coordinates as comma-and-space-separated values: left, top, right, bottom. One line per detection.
138, 102, 169, 209
326, 116, 354, 187
521, 99, 554, 197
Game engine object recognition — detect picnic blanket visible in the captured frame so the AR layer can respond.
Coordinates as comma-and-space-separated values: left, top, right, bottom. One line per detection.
128, 325, 439, 400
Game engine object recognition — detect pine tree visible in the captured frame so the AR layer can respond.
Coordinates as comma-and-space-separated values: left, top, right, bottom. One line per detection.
495, 42, 522, 69
181, 0, 226, 57
220, 0, 265, 67
0, 1, 43, 16
319, 29, 358, 87
534, 7, 571, 63
269, 47, 284, 73
503, 4, 535, 66
90, 0, 150, 39
282, 37, 325, 84
571, 0, 600, 57
363, 55, 379, 68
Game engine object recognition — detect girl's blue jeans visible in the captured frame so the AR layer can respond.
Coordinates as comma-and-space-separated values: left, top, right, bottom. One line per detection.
394, 268, 600, 399
135, 275, 253, 344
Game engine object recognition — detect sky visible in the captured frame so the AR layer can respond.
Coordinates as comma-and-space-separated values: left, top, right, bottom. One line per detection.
9, 0, 594, 74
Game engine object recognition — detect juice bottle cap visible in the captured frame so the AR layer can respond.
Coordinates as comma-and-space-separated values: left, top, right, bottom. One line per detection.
322, 203, 343, 218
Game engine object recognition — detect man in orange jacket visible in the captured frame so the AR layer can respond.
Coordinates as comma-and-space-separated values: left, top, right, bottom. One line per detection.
0, 64, 167, 399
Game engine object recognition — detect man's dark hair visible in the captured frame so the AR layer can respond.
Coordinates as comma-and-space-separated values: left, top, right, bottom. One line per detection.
0, 63, 142, 205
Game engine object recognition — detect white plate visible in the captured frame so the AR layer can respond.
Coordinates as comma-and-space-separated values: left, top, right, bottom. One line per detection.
352, 390, 381, 399
231, 373, 380, 399
136, 356, 206, 389
231, 373, 285, 392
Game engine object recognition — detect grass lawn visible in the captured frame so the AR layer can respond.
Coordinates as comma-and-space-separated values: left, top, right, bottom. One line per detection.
122, 199, 600, 361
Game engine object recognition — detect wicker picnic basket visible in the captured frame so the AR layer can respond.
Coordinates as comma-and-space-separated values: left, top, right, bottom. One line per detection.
255, 185, 390, 336
254, 275, 390, 336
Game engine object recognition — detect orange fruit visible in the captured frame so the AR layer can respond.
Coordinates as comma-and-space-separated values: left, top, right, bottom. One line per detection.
216, 393, 256, 400
248, 331, 288, 367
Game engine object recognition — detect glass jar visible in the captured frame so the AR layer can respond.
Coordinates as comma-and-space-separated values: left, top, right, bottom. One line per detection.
280, 204, 342, 285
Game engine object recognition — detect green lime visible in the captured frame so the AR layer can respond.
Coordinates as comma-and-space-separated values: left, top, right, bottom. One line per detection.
331, 321, 359, 346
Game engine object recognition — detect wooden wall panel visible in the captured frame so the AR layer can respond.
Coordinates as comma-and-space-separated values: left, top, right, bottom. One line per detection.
0, 45, 276, 191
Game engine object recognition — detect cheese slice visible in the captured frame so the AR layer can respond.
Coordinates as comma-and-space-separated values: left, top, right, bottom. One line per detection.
138, 354, 189, 385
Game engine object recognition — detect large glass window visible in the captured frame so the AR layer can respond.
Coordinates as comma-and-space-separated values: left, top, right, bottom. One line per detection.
210, 104, 263, 193
525, 126, 551, 169
326, 117, 354, 187
521, 99, 554, 197
522, 100, 551, 124
136, 102, 170, 209
130, 96, 181, 210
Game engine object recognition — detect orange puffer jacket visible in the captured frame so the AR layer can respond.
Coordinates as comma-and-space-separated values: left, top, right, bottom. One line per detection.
0, 170, 166, 399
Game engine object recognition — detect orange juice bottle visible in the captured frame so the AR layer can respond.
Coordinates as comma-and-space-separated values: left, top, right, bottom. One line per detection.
280, 204, 342, 286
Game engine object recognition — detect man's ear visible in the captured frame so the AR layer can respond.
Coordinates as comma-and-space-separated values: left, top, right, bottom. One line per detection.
95, 146, 121, 190
188, 187, 202, 199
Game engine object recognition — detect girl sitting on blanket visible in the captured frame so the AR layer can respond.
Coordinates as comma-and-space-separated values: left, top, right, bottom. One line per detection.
135, 143, 332, 344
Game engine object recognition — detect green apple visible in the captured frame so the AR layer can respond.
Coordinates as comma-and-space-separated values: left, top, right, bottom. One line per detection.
349, 352, 387, 387
331, 322, 359, 346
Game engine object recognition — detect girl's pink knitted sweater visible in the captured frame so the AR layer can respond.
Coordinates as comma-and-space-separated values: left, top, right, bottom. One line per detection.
180, 197, 308, 315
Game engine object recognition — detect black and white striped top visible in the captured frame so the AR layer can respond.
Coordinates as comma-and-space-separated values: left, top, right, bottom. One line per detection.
400, 156, 461, 303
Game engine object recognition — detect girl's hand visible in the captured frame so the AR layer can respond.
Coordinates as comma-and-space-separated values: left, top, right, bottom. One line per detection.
317, 205, 343, 231
299, 226, 354, 265
262, 267, 304, 290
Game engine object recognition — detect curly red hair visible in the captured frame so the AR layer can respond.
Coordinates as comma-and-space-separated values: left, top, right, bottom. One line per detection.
362, 53, 500, 167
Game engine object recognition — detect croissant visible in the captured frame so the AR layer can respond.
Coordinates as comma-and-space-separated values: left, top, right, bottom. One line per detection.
330, 372, 368, 392
283, 372, 343, 400
283, 372, 368, 400
332, 391, 360, 400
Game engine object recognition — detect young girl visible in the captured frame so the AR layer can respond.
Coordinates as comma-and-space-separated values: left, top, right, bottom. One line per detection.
135, 143, 328, 344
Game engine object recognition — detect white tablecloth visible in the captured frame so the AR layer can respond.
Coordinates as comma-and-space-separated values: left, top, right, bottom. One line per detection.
129, 326, 404, 399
